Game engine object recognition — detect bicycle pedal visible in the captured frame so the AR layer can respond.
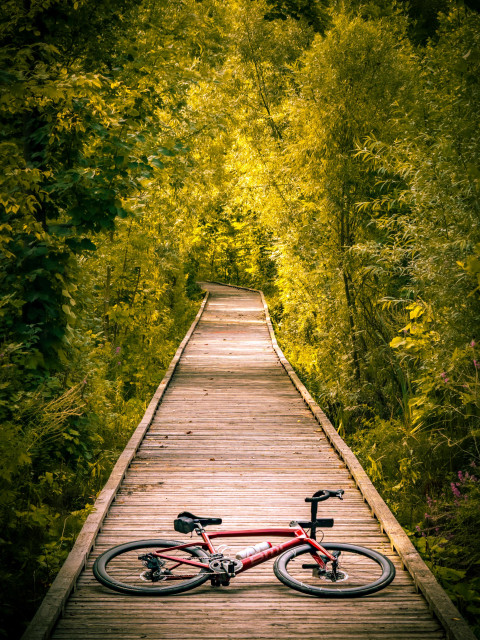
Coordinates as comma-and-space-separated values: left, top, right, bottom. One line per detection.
210, 575, 222, 587
302, 563, 319, 569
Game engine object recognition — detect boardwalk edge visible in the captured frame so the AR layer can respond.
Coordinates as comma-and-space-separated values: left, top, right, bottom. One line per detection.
21, 292, 210, 640
256, 288, 475, 640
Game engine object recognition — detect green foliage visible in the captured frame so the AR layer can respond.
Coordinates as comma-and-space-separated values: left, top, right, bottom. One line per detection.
263, 0, 331, 33
2, 0, 480, 637
412, 469, 480, 632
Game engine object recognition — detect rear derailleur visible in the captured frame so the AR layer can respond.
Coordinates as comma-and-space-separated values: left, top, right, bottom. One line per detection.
138, 553, 170, 582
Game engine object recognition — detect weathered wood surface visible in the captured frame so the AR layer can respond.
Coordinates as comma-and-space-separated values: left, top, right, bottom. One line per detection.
25, 282, 474, 640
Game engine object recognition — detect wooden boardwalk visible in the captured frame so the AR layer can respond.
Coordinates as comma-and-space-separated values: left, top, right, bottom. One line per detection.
24, 282, 474, 640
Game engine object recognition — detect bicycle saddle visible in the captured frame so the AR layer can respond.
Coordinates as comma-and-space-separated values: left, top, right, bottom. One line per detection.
174, 511, 222, 534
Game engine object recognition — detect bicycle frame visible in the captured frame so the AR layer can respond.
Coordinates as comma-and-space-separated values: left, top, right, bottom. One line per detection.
150, 525, 336, 575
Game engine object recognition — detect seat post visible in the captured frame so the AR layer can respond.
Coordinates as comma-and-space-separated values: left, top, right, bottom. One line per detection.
310, 500, 318, 540
198, 527, 216, 554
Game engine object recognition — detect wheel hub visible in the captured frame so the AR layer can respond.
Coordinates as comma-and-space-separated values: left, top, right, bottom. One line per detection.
318, 569, 348, 583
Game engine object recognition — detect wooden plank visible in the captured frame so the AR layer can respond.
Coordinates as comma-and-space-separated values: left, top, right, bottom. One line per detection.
21, 293, 210, 640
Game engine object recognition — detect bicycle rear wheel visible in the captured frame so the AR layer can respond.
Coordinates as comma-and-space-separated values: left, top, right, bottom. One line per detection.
93, 539, 210, 595
274, 542, 395, 598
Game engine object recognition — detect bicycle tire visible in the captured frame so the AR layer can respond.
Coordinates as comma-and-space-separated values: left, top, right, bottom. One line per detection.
274, 542, 395, 598
93, 539, 210, 595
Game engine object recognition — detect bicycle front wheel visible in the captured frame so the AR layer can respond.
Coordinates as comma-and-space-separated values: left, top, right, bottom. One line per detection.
274, 542, 395, 598
93, 539, 210, 595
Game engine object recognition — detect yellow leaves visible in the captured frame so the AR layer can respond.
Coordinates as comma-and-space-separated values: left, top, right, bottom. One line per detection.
17, 452, 32, 467
25, 194, 39, 215
407, 303, 425, 320
390, 336, 405, 349
389, 300, 439, 353
38, 85, 64, 102
367, 455, 383, 482
457, 245, 480, 295
62, 304, 76, 319
89, 75, 103, 89
62, 290, 76, 306
0, 199, 19, 215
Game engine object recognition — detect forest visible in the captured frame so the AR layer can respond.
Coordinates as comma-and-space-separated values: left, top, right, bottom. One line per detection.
1, 0, 479, 637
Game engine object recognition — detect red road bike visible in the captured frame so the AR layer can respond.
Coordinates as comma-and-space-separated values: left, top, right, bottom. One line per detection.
93, 489, 395, 598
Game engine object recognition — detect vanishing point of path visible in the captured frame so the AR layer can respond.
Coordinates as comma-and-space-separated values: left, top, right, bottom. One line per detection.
29, 282, 465, 639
